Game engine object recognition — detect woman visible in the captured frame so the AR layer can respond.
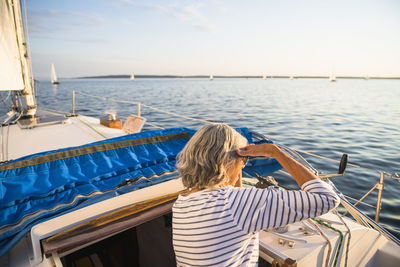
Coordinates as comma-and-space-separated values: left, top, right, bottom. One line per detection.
172, 123, 339, 266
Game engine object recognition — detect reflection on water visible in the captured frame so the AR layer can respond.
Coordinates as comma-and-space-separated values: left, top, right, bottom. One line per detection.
10, 78, 400, 236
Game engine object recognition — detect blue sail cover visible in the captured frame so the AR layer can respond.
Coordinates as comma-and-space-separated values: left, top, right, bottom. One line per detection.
0, 127, 281, 258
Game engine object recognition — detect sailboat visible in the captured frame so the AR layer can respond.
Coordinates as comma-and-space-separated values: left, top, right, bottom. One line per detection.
51, 63, 60, 84
130, 73, 135, 81
209, 74, 213, 80
262, 75, 266, 80
1, 1, 400, 266
329, 74, 336, 82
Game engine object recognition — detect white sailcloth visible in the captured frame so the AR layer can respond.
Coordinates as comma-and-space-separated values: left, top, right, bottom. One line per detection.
130, 74, 135, 80
0, 0, 25, 91
51, 64, 59, 84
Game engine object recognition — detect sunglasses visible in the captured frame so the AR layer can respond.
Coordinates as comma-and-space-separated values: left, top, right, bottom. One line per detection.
232, 150, 249, 165
238, 155, 249, 165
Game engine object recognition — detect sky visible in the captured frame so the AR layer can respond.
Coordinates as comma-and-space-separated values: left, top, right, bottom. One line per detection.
25, 0, 400, 79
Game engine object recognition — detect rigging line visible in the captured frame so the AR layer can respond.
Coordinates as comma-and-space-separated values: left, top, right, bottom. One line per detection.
0, 91, 12, 104
140, 103, 214, 124
38, 107, 68, 115
276, 144, 318, 174
307, 219, 331, 267
76, 91, 140, 105
10, 93, 24, 124
342, 184, 379, 217
75, 91, 213, 125
293, 148, 398, 180
250, 131, 318, 174
313, 218, 344, 267
77, 106, 104, 115
333, 210, 351, 267
341, 194, 376, 209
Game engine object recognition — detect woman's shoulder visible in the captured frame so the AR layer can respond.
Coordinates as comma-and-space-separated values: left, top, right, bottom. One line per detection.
219, 185, 261, 198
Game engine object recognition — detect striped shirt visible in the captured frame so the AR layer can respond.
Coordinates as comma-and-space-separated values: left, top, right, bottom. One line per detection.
172, 179, 340, 267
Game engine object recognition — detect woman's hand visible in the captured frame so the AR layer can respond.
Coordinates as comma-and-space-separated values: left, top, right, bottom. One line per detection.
236, 143, 278, 158
238, 143, 319, 187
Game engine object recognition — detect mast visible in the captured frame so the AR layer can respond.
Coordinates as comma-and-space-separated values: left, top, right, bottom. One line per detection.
0, 0, 37, 117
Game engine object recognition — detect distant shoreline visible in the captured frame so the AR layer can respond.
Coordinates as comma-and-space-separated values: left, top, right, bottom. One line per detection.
76, 75, 400, 80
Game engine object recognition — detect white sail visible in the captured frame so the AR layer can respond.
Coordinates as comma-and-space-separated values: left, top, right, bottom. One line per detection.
130, 74, 135, 80
0, 0, 25, 91
0, 0, 36, 116
262, 75, 266, 80
51, 63, 59, 84
209, 75, 213, 80
329, 74, 336, 82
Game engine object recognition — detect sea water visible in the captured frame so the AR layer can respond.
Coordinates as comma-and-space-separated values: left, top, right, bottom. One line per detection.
14, 78, 400, 236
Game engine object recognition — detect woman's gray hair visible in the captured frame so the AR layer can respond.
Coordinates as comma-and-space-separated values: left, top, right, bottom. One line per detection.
176, 123, 248, 189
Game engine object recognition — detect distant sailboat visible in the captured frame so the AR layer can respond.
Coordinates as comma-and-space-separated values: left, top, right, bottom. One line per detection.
130, 74, 135, 81
209, 75, 213, 81
262, 75, 266, 80
290, 75, 294, 80
329, 70, 336, 82
51, 63, 60, 84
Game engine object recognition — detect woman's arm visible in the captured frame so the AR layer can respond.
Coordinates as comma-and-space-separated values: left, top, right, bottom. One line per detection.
237, 144, 318, 187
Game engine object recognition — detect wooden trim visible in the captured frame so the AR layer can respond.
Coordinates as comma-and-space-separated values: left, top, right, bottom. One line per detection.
42, 192, 182, 254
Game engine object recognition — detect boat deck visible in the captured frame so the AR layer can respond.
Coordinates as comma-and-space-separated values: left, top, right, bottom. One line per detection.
2, 110, 127, 161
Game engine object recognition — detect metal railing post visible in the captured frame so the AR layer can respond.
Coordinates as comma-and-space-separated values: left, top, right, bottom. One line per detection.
72, 90, 75, 115
375, 172, 384, 222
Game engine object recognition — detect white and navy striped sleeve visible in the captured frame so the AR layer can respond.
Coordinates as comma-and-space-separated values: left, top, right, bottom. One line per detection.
228, 179, 340, 233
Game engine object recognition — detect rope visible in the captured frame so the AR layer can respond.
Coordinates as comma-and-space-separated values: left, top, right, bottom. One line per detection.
307, 219, 332, 267
313, 218, 344, 267
333, 210, 351, 267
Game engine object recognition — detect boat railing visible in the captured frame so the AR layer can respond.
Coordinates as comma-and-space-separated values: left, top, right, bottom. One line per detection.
71, 90, 399, 224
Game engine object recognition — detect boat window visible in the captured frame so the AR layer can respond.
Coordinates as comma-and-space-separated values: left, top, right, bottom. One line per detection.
60, 214, 175, 267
